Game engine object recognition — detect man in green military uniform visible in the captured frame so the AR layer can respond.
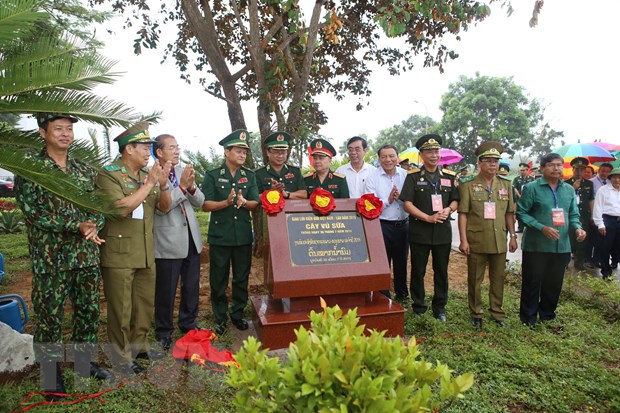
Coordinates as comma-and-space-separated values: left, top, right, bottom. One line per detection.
15, 113, 111, 399
458, 142, 518, 328
399, 134, 459, 321
512, 163, 534, 233
202, 130, 260, 336
97, 121, 172, 374
255, 131, 307, 199
564, 157, 595, 270
304, 138, 349, 198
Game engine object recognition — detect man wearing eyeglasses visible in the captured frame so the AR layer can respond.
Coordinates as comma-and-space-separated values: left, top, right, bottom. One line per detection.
335, 136, 375, 198
152, 134, 205, 352
517, 153, 586, 328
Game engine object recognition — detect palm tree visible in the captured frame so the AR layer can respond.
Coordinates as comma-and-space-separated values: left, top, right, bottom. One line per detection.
0, 0, 143, 216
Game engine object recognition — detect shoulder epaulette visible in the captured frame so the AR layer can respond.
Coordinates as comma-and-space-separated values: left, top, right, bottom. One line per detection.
498, 175, 511, 181
333, 172, 345, 179
442, 168, 456, 176
408, 167, 421, 174
103, 164, 120, 172
460, 176, 475, 183
303, 172, 314, 178
241, 165, 254, 174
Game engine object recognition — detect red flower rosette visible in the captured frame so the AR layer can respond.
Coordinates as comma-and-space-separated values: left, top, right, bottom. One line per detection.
260, 189, 285, 215
356, 193, 383, 220
309, 187, 336, 215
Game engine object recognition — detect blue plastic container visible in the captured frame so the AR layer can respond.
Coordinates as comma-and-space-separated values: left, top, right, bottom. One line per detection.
0, 294, 29, 333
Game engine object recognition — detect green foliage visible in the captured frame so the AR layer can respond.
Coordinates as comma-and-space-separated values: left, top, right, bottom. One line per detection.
228, 305, 473, 412
371, 114, 437, 152
0, 210, 24, 233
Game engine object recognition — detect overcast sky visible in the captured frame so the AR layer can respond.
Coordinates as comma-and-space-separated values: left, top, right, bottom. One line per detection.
20, 0, 620, 161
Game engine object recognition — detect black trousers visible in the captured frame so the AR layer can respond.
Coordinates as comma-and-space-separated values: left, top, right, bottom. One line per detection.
520, 251, 571, 325
380, 220, 409, 299
409, 242, 451, 315
600, 215, 620, 276
154, 234, 201, 340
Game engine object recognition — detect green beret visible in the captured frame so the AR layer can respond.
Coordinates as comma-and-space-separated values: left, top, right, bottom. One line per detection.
309, 138, 335, 158
114, 121, 152, 147
219, 129, 250, 149
570, 157, 589, 168
36, 113, 78, 127
416, 134, 442, 151
475, 141, 503, 159
609, 168, 620, 177
265, 131, 291, 149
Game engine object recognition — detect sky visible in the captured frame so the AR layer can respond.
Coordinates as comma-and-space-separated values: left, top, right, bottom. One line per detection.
19, 0, 620, 162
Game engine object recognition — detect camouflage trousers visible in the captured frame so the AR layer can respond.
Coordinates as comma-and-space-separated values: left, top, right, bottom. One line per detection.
32, 266, 101, 360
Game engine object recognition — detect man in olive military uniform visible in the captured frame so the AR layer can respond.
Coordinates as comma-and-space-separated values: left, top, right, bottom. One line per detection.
15, 113, 111, 399
255, 131, 307, 199
399, 134, 459, 321
202, 130, 259, 336
512, 163, 534, 233
97, 121, 172, 374
458, 142, 518, 328
564, 157, 595, 270
304, 138, 349, 198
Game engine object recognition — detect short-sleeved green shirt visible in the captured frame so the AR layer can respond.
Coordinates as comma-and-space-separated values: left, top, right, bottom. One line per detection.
255, 164, 306, 194
303, 171, 349, 198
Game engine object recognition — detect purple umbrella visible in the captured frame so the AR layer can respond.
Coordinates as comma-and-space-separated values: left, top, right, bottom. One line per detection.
437, 148, 463, 165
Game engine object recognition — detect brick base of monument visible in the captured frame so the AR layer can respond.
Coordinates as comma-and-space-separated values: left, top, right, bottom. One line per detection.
251, 292, 406, 350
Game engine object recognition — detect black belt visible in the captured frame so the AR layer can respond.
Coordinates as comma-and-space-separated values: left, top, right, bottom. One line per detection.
380, 219, 409, 227
603, 214, 620, 221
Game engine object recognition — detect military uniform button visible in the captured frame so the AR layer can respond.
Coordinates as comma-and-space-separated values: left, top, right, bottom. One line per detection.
234, 216, 238, 220
118, 234, 122, 238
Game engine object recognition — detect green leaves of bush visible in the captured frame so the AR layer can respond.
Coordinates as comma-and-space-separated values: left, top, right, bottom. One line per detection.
228, 304, 473, 412
0, 210, 24, 233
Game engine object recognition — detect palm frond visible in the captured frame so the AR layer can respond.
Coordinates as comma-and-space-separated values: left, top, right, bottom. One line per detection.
0, 0, 46, 44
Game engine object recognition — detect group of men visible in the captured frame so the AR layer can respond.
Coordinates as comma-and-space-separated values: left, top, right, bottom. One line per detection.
14, 113, 620, 399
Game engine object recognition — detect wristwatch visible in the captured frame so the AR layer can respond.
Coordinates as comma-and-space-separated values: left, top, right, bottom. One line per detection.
510, 233, 518, 238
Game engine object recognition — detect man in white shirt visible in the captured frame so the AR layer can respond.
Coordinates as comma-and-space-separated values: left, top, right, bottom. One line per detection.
591, 163, 613, 196
336, 136, 375, 198
592, 167, 620, 279
591, 163, 614, 268
364, 145, 409, 300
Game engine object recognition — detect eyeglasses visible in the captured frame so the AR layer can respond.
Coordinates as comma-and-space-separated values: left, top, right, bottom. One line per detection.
164, 145, 181, 152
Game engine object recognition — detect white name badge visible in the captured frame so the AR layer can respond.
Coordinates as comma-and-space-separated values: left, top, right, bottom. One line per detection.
132, 204, 144, 220
484, 202, 496, 219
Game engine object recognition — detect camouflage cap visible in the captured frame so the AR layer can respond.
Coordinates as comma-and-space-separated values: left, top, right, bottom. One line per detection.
309, 138, 336, 158
36, 113, 78, 127
416, 134, 442, 151
114, 121, 152, 147
265, 131, 291, 149
475, 141, 503, 159
219, 129, 250, 149
570, 157, 589, 168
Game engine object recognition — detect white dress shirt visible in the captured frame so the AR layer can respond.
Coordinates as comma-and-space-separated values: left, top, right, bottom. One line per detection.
593, 183, 620, 228
363, 167, 409, 221
335, 162, 375, 198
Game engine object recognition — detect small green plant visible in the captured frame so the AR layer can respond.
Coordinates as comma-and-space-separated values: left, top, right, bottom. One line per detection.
0, 210, 24, 233
228, 302, 474, 412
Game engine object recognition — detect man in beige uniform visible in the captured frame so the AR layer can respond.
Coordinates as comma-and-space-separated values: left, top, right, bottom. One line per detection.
458, 141, 517, 328
97, 122, 171, 374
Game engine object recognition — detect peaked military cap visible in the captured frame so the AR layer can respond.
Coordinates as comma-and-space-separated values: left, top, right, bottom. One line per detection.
475, 141, 503, 159
416, 134, 442, 151
498, 163, 510, 175
265, 131, 291, 149
114, 121, 152, 147
219, 129, 250, 149
399, 157, 411, 166
570, 157, 589, 168
36, 113, 78, 127
309, 138, 336, 158
518, 162, 529, 171
609, 168, 620, 177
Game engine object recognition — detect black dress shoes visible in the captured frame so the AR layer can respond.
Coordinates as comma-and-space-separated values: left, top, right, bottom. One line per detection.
231, 318, 249, 330
90, 362, 113, 380
180, 325, 207, 334
127, 361, 146, 375
494, 320, 505, 327
434, 313, 447, 322
471, 317, 483, 328
159, 337, 173, 352
214, 323, 227, 336
135, 349, 166, 361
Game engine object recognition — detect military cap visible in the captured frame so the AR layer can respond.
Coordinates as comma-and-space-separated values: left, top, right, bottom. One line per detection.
399, 157, 410, 166
265, 131, 291, 149
36, 113, 78, 127
114, 121, 152, 147
475, 141, 503, 159
518, 163, 529, 171
415, 134, 442, 151
309, 138, 336, 158
570, 157, 589, 168
609, 168, 620, 177
498, 163, 510, 175
219, 129, 250, 149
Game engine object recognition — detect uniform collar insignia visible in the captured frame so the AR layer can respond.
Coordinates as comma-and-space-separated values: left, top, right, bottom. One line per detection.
241, 169, 246, 176
220, 168, 225, 175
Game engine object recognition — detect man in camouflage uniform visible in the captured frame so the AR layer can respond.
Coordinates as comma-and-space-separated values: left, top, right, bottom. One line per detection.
304, 138, 349, 198
202, 130, 260, 336
458, 142, 518, 328
15, 113, 111, 400
97, 121, 172, 374
564, 157, 595, 270
255, 131, 307, 199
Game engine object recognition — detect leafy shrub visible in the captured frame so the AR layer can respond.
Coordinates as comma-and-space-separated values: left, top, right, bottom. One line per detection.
0, 210, 24, 233
0, 199, 15, 212
228, 302, 474, 412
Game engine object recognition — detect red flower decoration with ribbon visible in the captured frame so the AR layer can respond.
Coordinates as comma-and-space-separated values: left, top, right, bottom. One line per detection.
356, 193, 383, 220
309, 187, 336, 215
260, 189, 285, 215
